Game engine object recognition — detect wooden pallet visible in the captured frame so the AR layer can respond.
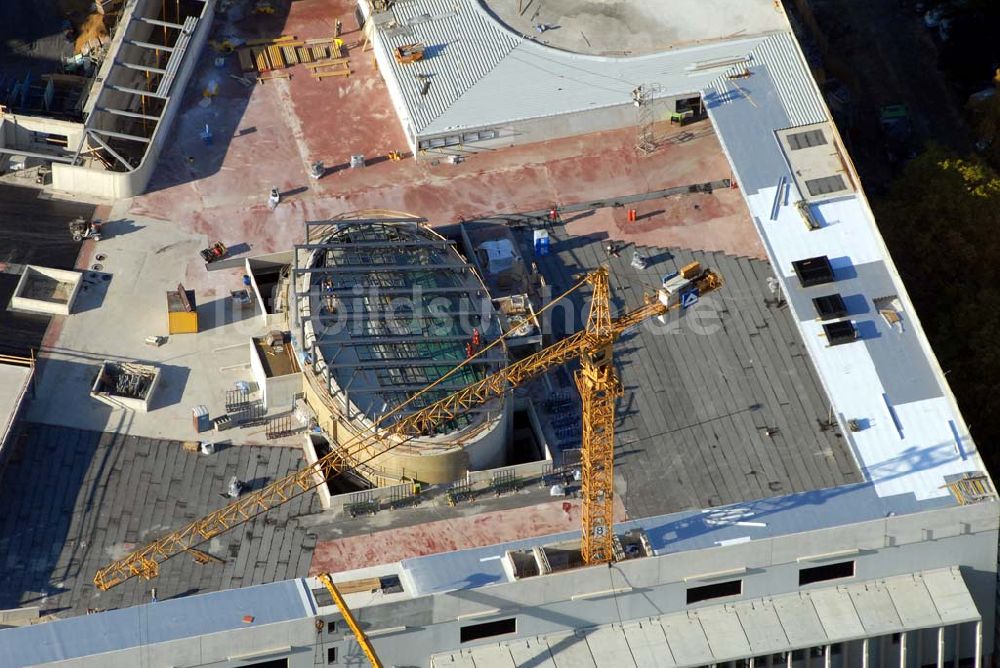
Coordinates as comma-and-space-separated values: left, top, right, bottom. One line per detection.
303, 57, 349, 68
311, 69, 350, 79
236, 35, 346, 76
334, 577, 382, 594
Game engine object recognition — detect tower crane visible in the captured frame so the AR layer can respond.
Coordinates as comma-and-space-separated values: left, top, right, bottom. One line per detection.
317, 574, 383, 668
93, 263, 722, 591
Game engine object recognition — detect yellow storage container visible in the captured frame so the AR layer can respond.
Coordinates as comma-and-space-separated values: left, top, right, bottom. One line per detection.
166, 287, 199, 334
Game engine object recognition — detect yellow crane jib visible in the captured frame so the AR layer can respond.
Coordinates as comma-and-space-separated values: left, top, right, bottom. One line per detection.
317, 574, 383, 668
92, 265, 722, 591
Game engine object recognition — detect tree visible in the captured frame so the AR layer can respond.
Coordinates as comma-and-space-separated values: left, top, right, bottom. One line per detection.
874, 146, 1000, 469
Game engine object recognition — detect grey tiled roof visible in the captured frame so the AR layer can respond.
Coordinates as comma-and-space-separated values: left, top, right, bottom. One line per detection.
530, 225, 863, 519
0, 425, 319, 615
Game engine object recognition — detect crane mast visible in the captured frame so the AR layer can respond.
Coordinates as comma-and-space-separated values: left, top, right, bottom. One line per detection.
93, 265, 721, 591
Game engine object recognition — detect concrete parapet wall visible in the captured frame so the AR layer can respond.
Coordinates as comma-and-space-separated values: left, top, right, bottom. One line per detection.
332, 481, 417, 511
465, 458, 552, 485
10, 266, 82, 316
51, 0, 216, 199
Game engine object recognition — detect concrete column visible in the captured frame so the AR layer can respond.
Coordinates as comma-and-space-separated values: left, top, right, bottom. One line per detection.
824, 645, 831, 668
974, 620, 982, 668
862, 638, 869, 668
955, 623, 961, 668
900, 632, 907, 668
937, 627, 945, 668
787, 651, 793, 668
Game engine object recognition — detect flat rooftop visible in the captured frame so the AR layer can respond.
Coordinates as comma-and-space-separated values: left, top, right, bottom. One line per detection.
702, 32, 986, 501
0, 0, 989, 637
484, 0, 788, 55
0, 184, 92, 358
530, 227, 862, 518
0, 424, 318, 616
369, 0, 786, 138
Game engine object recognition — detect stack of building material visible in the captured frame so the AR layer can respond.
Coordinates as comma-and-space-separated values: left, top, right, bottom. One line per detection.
237, 36, 350, 79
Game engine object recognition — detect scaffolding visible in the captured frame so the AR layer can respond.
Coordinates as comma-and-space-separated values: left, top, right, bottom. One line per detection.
293, 220, 506, 430
634, 83, 662, 155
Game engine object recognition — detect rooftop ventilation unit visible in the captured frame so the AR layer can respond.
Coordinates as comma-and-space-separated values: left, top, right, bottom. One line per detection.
812, 294, 847, 321
823, 320, 857, 346
792, 256, 835, 288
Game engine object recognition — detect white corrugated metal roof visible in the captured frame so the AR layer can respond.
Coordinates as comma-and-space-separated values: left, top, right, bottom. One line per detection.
750, 32, 827, 127
432, 568, 981, 667
376, 0, 521, 133
370, 0, 786, 136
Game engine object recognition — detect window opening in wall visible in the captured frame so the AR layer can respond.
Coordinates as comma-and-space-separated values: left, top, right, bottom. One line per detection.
327, 620, 338, 634
686, 579, 742, 604
327, 647, 338, 664
243, 660, 289, 668
460, 617, 516, 643
799, 560, 855, 585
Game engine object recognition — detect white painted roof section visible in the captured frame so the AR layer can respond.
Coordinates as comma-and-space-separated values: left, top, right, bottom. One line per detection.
431, 568, 981, 667
705, 28, 991, 500
749, 32, 827, 128
743, 184, 981, 500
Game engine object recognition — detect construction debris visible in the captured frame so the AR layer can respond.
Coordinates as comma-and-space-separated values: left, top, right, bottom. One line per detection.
90, 361, 162, 412
394, 43, 426, 64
